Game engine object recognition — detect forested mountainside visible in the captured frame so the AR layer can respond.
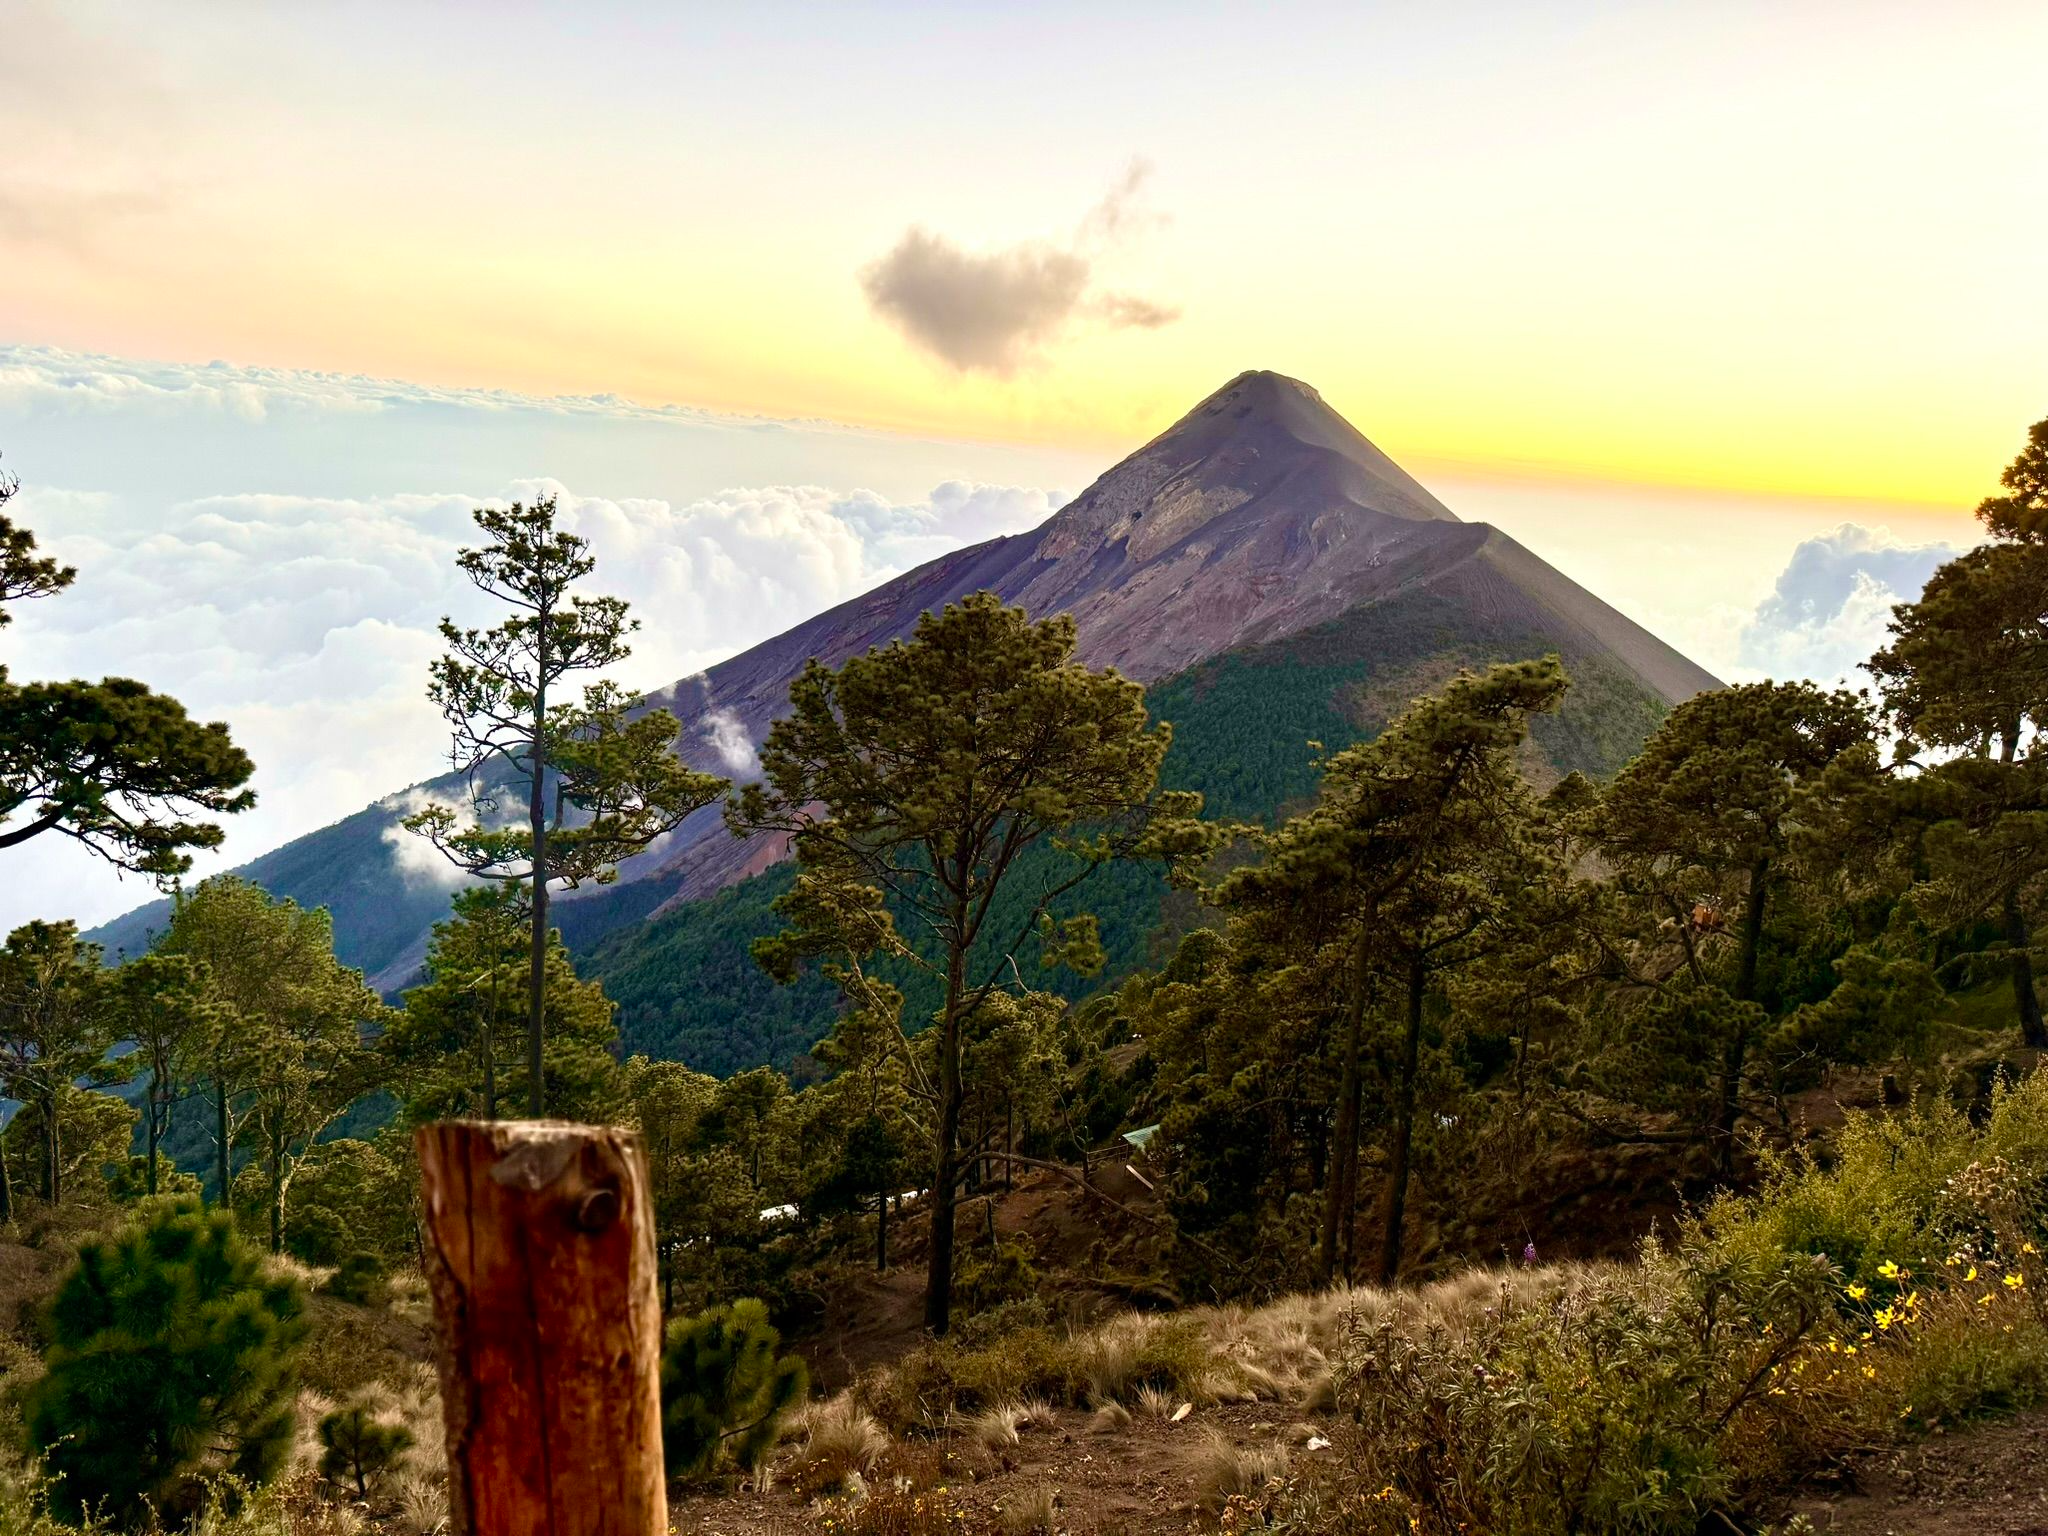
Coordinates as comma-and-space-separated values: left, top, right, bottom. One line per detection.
89, 371, 1716, 1075
585, 575, 1672, 1074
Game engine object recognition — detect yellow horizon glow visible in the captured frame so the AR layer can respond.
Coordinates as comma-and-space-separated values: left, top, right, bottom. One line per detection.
6, 1, 2044, 518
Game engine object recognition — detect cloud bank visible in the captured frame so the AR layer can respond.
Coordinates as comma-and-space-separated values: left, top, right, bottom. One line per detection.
861, 161, 1181, 374
3, 472, 1062, 929
1737, 523, 1962, 684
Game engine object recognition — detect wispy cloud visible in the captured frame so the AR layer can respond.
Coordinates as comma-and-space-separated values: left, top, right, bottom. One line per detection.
860, 160, 1180, 374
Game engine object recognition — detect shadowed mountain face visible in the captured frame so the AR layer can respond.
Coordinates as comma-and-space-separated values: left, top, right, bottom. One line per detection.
90, 370, 1719, 1003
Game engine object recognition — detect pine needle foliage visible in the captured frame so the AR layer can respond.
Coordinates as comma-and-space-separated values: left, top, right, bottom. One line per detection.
25, 1196, 308, 1524
315, 1400, 413, 1499
659, 1297, 808, 1478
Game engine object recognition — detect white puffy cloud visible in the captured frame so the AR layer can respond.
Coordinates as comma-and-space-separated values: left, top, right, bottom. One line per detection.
1736, 523, 1963, 685
2, 474, 1062, 930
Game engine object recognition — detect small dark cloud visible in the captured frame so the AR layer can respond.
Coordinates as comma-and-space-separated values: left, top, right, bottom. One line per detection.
860, 161, 1180, 374
1092, 293, 1182, 330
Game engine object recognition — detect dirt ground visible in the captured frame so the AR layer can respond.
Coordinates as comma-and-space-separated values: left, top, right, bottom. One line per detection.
1790, 1405, 2048, 1535
673, 1400, 1313, 1536
668, 1399, 2048, 1536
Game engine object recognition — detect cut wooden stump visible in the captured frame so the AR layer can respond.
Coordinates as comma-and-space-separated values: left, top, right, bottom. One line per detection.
417, 1120, 665, 1536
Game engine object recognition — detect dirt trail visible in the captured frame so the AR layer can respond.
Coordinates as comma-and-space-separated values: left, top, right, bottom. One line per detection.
1792, 1405, 2048, 1534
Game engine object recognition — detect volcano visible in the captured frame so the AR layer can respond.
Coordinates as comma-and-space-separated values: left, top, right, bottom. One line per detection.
93, 371, 1718, 1064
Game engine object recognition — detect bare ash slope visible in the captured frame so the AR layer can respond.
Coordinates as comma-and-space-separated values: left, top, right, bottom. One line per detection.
625, 370, 1717, 913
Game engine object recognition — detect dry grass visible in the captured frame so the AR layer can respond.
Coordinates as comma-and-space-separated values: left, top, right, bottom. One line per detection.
1131, 1384, 1179, 1420
1086, 1398, 1131, 1433
864, 1256, 1605, 1434
966, 1401, 1026, 1450
785, 1394, 892, 1497
1190, 1429, 1290, 1513
995, 1481, 1058, 1535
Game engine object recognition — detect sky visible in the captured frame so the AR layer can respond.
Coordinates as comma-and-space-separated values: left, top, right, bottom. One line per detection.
1, 0, 2040, 931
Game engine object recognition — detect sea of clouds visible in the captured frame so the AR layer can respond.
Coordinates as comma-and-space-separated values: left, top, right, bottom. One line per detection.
0, 346, 1069, 928
0, 345, 1977, 931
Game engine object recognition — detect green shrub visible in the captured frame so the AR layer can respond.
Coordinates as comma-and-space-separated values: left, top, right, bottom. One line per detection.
316, 1399, 413, 1499
1703, 1071, 2048, 1290
953, 1233, 1038, 1318
319, 1252, 385, 1307
283, 1205, 350, 1269
659, 1297, 808, 1479
1335, 1247, 1836, 1536
104, 1156, 202, 1204
26, 1196, 308, 1524
1312, 1077, 2048, 1534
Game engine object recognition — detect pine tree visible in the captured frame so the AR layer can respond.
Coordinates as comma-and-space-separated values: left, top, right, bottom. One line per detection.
102, 952, 210, 1198
1212, 657, 1569, 1283
731, 592, 1204, 1334
1594, 681, 1871, 1165
1869, 417, 2048, 1046
317, 1399, 413, 1498
27, 1197, 307, 1523
0, 921, 118, 1211
0, 464, 255, 878
658, 1297, 807, 1478
158, 877, 389, 1248
405, 495, 725, 1116
389, 884, 624, 1125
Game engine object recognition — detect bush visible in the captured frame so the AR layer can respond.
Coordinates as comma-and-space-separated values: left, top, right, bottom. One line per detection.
659, 1297, 808, 1479
284, 1205, 350, 1269
953, 1233, 1038, 1317
1309, 1076, 2048, 1534
104, 1155, 202, 1204
316, 1399, 414, 1499
1334, 1247, 1837, 1535
26, 1196, 308, 1524
319, 1251, 386, 1307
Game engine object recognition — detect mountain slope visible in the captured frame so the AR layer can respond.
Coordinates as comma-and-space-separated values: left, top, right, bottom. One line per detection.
585, 558, 1681, 1072
91, 370, 1719, 1027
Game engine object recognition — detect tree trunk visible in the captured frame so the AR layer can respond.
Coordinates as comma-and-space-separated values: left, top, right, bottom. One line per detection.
41, 1090, 58, 1205
216, 1080, 231, 1207
481, 990, 498, 1120
145, 1081, 162, 1197
925, 952, 966, 1336
2002, 893, 2048, 1049
876, 1185, 889, 1271
1378, 951, 1427, 1285
416, 1120, 665, 1536
1318, 914, 1374, 1286
268, 1125, 285, 1253
528, 667, 552, 1122
1717, 857, 1771, 1173
0, 1132, 13, 1223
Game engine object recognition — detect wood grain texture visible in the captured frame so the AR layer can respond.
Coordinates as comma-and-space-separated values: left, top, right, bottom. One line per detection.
416, 1121, 665, 1536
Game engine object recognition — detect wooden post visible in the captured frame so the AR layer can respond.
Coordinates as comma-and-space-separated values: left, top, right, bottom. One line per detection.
416, 1120, 666, 1536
